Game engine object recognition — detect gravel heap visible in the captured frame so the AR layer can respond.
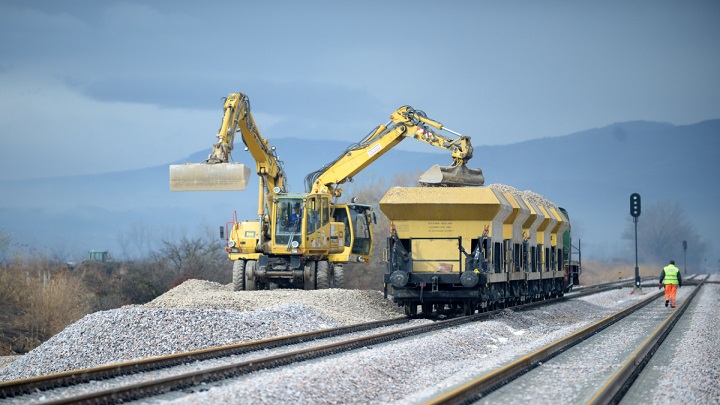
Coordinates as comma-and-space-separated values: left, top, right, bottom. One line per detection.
488, 183, 558, 209
0, 280, 403, 381
140, 279, 403, 326
487, 183, 519, 194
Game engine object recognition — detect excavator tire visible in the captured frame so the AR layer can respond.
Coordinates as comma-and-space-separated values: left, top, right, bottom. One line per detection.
244, 260, 257, 291
316, 261, 330, 289
303, 261, 316, 290
418, 164, 485, 187
232, 260, 245, 291
331, 264, 344, 289
169, 163, 251, 191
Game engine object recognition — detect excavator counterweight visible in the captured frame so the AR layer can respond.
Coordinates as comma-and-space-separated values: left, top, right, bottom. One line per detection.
169, 162, 251, 191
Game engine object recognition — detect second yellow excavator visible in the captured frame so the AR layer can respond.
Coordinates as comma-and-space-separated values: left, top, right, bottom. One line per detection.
169, 92, 484, 291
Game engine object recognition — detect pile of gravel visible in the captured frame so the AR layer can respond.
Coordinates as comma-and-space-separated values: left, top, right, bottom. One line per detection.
139, 279, 404, 325
0, 280, 403, 381
488, 183, 558, 209
0, 304, 338, 381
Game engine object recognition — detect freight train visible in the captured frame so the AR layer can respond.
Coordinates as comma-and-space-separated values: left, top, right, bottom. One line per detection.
381, 184, 581, 316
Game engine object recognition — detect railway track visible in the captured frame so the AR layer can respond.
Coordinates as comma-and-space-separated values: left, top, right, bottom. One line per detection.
0, 282, 631, 404
424, 276, 708, 404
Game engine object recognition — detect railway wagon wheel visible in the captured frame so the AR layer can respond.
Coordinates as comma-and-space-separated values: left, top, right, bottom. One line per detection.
316, 260, 330, 289
404, 303, 418, 316
422, 303, 433, 315
244, 260, 257, 291
463, 300, 474, 316
232, 260, 245, 291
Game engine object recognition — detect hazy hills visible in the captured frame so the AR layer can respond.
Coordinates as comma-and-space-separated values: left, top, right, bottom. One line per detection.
1, 119, 717, 265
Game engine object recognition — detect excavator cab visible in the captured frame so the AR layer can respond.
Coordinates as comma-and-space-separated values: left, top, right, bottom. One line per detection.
274, 197, 304, 248
267, 194, 346, 256
329, 203, 374, 264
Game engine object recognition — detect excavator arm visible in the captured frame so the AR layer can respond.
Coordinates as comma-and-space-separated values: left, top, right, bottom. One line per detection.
216, 93, 287, 196
169, 93, 286, 197
304, 106, 484, 197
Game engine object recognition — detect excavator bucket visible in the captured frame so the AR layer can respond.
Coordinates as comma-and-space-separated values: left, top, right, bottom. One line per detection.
169, 163, 251, 191
418, 164, 485, 187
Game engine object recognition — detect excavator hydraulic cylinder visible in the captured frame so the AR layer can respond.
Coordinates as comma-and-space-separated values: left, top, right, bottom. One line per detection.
169, 163, 251, 191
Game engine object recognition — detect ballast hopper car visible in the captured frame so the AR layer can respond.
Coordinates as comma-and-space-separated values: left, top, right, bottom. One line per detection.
381, 185, 579, 316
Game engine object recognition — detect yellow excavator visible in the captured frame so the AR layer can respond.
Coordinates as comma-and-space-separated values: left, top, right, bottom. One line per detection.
169, 92, 484, 291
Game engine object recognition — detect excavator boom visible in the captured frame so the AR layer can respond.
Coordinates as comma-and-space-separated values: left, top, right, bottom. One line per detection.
305, 106, 484, 196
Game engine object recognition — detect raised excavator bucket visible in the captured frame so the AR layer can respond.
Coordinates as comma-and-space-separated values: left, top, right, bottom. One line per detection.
418, 163, 485, 187
169, 163, 251, 191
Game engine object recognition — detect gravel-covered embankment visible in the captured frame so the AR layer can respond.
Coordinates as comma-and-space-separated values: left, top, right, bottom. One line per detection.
1, 278, 717, 404
0, 280, 403, 381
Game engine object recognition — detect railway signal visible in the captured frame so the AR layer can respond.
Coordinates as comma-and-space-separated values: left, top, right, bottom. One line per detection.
630, 193, 642, 291
630, 193, 641, 218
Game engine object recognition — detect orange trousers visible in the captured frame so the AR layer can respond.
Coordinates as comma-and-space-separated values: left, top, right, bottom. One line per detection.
664, 284, 677, 307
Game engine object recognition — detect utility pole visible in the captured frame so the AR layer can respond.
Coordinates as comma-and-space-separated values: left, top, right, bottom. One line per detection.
683, 240, 687, 275
630, 193, 642, 293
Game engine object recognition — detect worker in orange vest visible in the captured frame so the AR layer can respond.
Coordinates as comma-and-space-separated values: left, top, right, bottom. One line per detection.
659, 260, 682, 308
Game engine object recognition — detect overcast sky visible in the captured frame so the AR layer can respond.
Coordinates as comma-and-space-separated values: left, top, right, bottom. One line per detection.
1, 1, 718, 180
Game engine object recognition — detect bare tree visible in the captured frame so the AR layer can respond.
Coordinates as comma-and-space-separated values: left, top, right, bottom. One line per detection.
622, 201, 707, 270
153, 226, 229, 285
117, 224, 157, 259
116, 231, 132, 261
48, 240, 72, 264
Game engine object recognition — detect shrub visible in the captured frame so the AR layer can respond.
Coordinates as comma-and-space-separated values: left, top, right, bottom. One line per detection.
0, 262, 91, 354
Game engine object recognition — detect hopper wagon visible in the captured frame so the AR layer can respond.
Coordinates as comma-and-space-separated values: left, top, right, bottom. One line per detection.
380, 185, 580, 316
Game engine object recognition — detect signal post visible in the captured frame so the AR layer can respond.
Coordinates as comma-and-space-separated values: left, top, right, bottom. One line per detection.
630, 193, 643, 294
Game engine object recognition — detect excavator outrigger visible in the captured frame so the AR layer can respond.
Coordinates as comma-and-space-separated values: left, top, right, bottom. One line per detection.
169, 92, 484, 291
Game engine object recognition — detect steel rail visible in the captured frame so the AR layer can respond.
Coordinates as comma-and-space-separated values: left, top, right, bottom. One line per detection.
423, 288, 666, 405
1, 283, 628, 403
29, 309, 523, 404
588, 276, 707, 404
0, 316, 410, 399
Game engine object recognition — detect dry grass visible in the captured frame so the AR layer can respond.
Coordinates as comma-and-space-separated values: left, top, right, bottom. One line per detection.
580, 260, 661, 285
0, 261, 92, 354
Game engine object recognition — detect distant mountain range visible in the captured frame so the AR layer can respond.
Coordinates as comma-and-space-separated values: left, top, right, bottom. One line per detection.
1, 119, 718, 265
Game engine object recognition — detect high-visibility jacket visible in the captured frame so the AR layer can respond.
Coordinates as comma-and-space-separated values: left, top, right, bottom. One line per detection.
661, 264, 680, 285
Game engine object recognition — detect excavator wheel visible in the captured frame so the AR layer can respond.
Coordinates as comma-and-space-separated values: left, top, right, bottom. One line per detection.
244, 260, 257, 291
303, 261, 317, 290
331, 264, 344, 289
316, 261, 330, 289
418, 164, 485, 187
232, 260, 245, 291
